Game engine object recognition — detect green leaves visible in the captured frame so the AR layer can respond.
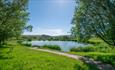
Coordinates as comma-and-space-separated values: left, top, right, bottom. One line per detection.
0, 0, 29, 45
25, 25, 33, 32
71, 0, 115, 46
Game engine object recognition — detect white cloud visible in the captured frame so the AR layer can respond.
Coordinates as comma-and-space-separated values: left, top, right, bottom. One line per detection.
23, 27, 70, 36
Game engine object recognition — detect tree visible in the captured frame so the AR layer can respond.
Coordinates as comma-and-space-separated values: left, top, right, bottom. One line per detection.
71, 0, 115, 46
0, 0, 30, 45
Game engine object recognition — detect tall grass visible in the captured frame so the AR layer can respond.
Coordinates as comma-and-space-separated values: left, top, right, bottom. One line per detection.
37, 45, 61, 51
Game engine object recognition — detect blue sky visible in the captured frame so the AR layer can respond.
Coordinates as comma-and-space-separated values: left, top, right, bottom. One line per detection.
23, 0, 75, 36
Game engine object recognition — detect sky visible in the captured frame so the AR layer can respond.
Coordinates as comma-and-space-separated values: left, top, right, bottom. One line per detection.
23, 0, 75, 36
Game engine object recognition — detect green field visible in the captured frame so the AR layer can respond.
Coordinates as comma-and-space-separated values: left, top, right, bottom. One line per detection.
0, 43, 98, 70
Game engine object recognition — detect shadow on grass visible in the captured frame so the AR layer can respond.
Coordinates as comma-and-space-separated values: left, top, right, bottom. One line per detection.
0, 45, 14, 60
0, 54, 13, 60
74, 63, 99, 70
0, 45, 10, 48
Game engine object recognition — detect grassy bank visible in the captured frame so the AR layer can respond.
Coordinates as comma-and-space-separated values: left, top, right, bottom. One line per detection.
70, 52, 115, 67
0, 42, 98, 70
70, 38, 115, 67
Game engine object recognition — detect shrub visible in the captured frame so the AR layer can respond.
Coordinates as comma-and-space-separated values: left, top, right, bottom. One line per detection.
85, 53, 115, 67
27, 39, 32, 41
17, 40, 23, 44
41, 45, 61, 51
23, 43, 32, 47
70, 43, 115, 53
70, 46, 95, 52
21, 41, 32, 47
72, 52, 115, 67
88, 38, 104, 44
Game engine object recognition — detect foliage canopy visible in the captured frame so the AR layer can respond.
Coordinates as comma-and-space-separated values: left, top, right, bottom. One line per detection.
71, 0, 115, 46
0, 0, 30, 44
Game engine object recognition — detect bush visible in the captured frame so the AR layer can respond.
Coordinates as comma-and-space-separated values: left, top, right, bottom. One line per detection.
17, 40, 23, 44
85, 53, 115, 67
23, 43, 32, 47
21, 41, 32, 47
70, 46, 95, 52
88, 38, 104, 44
70, 38, 115, 67
70, 43, 115, 53
27, 39, 32, 41
71, 52, 115, 67
40, 45, 61, 51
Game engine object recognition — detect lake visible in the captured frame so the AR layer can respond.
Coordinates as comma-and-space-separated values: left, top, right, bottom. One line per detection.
31, 41, 89, 51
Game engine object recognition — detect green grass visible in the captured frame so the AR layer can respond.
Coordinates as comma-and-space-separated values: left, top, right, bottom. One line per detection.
88, 38, 104, 44
70, 38, 115, 67
70, 52, 115, 67
0, 42, 98, 70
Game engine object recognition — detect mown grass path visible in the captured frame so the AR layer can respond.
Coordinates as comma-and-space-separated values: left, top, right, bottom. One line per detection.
31, 47, 115, 70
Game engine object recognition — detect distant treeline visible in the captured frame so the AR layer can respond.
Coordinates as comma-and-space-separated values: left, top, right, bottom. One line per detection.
21, 35, 77, 41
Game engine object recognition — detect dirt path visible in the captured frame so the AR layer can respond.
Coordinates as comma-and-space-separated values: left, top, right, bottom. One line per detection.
31, 47, 115, 70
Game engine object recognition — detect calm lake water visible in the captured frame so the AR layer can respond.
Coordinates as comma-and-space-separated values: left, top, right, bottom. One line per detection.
31, 41, 89, 51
